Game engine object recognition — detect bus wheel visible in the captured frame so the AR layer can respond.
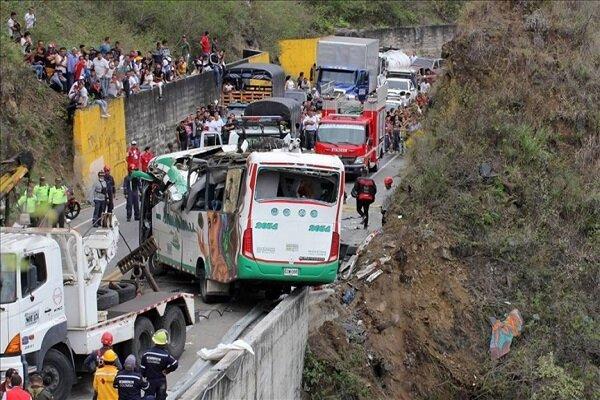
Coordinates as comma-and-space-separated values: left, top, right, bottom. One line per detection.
42, 349, 73, 400
148, 253, 166, 276
200, 277, 218, 304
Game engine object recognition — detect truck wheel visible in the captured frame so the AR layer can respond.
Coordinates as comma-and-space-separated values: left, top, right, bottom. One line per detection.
109, 281, 137, 303
131, 316, 155, 361
158, 306, 186, 358
148, 253, 166, 275
42, 349, 74, 400
97, 287, 119, 310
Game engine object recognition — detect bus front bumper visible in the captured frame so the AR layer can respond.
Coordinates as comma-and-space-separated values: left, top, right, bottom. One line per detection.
237, 255, 338, 284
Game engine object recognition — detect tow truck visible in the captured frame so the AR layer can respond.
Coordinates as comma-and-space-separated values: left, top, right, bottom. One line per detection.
0, 151, 34, 226
0, 216, 195, 400
315, 85, 387, 176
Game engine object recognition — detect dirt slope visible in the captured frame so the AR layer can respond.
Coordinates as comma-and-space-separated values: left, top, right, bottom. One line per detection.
304, 1, 599, 399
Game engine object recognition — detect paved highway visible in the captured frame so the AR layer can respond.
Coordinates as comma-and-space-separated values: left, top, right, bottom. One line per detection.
70, 151, 405, 399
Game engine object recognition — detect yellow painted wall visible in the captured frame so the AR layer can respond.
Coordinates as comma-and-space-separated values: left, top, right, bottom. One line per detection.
278, 38, 318, 80
73, 98, 127, 191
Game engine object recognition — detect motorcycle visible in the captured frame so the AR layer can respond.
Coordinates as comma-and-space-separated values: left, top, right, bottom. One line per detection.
65, 187, 81, 220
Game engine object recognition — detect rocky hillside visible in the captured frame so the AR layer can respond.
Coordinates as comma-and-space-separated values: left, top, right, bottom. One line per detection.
304, 1, 599, 399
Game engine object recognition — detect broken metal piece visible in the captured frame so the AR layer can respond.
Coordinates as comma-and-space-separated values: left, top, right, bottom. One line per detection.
366, 269, 383, 283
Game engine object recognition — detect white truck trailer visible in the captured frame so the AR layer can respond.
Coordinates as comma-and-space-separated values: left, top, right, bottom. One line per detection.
0, 216, 194, 400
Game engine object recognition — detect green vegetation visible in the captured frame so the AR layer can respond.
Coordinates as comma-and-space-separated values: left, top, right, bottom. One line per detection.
393, 0, 599, 398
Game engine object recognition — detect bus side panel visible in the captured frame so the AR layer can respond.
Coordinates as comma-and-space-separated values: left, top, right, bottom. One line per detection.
196, 211, 241, 283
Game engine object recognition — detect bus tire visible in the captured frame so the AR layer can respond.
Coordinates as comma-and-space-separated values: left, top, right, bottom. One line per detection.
158, 305, 186, 358
97, 287, 119, 310
42, 349, 74, 400
148, 253, 166, 276
200, 277, 218, 304
109, 281, 137, 303
131, 316, 155, 361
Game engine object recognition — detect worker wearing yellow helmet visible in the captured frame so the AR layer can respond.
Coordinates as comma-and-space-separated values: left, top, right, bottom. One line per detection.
93, 349, 119, 400
140, 329, 178, 400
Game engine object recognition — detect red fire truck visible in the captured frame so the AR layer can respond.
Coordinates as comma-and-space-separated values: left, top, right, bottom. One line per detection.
315, 85, 387, 176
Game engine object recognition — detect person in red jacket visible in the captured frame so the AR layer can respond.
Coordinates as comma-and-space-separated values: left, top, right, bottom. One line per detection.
140, 146, 154, 172
351, 177, 377, 229
126, 140, 141, 170
73, 55, 86, 81
200, 31, 211, 57
4, 374, 31, 400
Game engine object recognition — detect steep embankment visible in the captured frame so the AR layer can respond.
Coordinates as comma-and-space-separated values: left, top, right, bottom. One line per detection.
304, 1, 599, 399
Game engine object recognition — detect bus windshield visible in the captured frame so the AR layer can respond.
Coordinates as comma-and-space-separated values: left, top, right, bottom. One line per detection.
318, 124, 366, 145
254, 168, 339, 204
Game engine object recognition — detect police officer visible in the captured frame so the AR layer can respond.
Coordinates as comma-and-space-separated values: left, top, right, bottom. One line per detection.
114, 355, 150, 400
17, 182, 37, 226
48, 177, 68, 227
33, 176, 50, 223
351, 176, 377, 229
140, 329, 178, 400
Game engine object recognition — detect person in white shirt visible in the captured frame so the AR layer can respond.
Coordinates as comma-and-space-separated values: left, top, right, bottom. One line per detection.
24, 8, 36, 29
285, 75, 295, 91
7, 12, 17, 38
211, 111, 224, 133
419, 80, 430, 94
302, 109, 319, 150
92, 53, 110, 97
127, 70, 140, 94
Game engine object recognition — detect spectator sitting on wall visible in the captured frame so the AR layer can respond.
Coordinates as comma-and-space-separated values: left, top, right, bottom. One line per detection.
152, 63, 164, 99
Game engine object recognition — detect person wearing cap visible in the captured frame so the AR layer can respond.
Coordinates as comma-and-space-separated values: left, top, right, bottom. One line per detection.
85, 332, 123, 373
48, 177, 68, 227
123, 165, 140, 222
103, 166, 116, 213
140, 330, 178, 400
92, 170, 108, 227
93, 349, 119, 400
113, 355, 150, 400
127, 141, 141, 170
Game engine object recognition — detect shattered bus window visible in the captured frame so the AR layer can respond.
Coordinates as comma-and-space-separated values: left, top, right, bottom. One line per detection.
254, 168, 339, 204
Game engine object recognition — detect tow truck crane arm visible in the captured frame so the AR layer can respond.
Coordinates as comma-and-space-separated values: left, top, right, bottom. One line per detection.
0, 151, 34, 225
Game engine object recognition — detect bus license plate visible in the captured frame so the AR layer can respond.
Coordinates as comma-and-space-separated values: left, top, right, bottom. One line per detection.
284, 268, 299, 276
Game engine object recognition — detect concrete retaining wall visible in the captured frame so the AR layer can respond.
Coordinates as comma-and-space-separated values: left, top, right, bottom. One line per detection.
124, 72, 218, 151
180, 288, 309, 400
336, 24, 456, 56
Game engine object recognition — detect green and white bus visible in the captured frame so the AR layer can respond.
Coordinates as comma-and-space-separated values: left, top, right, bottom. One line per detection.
138, 146, 345, 301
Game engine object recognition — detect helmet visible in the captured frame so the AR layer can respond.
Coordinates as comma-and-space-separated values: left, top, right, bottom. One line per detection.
102, 349, 118, 362
101, 332, 113, 346
128, 163, 136, 172
384, 176, 393, 189
152, 329, 169, 345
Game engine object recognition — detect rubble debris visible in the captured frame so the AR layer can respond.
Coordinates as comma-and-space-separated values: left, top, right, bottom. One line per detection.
490, 309, 524, 359
342, 288, 356, 305
197, 339, 254, 361
366, 269, 383, 283
342, 317, 367, 344
394, 247, 408, 266
378, 255, 392, 265
356, 262, 378, 279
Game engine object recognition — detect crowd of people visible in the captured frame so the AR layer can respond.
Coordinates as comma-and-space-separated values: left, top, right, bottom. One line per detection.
8, 8, 226, 120
0, 330, 178, 400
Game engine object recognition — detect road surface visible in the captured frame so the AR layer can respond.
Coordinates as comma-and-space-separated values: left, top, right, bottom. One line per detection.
69, 151, 405, 398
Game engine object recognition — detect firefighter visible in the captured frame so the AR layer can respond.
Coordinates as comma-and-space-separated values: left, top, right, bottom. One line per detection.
84, 332, 123, 372
93, 350, 119, 400
351, 176, 377, 229
381, 176, 393, 225
113, 355, 150, 400
140, 329, 178, 400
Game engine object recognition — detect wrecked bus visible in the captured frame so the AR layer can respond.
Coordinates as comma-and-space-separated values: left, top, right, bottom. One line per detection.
137, 146, 345, 301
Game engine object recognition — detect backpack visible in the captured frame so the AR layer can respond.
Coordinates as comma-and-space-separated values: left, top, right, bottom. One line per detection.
357, 178, 376, 203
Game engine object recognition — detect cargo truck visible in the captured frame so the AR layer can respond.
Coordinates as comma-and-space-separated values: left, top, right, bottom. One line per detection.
316, 36, 382, 99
